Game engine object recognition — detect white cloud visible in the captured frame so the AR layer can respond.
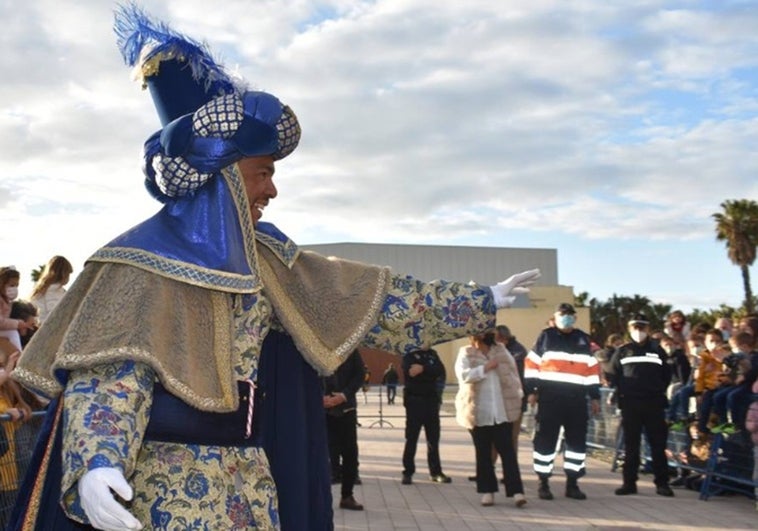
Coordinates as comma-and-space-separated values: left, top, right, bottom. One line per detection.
2, 0, 757, 311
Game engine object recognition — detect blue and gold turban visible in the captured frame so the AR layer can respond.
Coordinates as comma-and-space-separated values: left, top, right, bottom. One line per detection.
114, 3, 301, 202
88, 4, 300, 292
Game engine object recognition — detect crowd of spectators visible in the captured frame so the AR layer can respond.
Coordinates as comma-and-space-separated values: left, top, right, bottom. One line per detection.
1, 256, 757, 520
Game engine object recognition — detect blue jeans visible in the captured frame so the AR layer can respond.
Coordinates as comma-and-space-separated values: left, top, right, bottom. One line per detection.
668, 383, 694, 422
711, 385, 736, 424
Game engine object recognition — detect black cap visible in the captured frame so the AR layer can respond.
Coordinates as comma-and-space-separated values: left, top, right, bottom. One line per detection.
628, 313, 649, 325
555, 303, 576, 314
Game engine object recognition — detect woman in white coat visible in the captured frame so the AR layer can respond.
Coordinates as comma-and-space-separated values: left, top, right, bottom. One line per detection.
455, 331, 526, 507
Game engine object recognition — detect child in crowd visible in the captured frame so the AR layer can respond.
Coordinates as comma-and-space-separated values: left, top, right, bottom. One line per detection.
660, 335, 691, 400
667, 332, 704, 428
711, 332, 756, 434
696, 329, 731, 435
0, 267, 31, 352
712, 331, 756, 433
664, 310, 691, 349
9, 301, 39, 349
0, 339, 34, 529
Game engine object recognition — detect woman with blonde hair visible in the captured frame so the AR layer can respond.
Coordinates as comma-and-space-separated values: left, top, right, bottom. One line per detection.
455, 331, 526, 508
30, 255, 73, 324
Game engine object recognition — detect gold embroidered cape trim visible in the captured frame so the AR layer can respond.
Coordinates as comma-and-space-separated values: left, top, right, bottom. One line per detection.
258, 247, 391, 375
14, 250, 391, 409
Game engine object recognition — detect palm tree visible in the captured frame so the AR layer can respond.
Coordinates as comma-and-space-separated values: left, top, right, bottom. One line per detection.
712, 199, 758, 313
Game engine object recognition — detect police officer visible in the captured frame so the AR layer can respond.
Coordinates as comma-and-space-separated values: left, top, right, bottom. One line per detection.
323, 349, 367, 510
525, 303, 600, 500
609, 313, 674, 497
401, 348, 451, 484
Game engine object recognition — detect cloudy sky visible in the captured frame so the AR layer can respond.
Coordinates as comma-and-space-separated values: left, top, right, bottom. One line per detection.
2, 0, 757, 313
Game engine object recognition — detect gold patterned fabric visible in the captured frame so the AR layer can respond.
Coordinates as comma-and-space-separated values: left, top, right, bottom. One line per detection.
14, 248, 390, 410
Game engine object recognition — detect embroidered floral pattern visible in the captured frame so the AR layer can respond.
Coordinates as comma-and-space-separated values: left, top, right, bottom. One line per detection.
61, 273, 494, 528
364, 276, 495, 354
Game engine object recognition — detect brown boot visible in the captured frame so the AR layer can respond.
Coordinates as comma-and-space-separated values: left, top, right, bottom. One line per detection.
339, 495, 364, 511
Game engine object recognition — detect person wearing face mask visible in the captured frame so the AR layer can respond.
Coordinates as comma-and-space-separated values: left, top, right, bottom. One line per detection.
667, 333, 706, 430
694, 329, 730, 435
0, 267, 31, 352
524, 303, 600, 501
660, 336, 692, 401
608, 314, 673, 497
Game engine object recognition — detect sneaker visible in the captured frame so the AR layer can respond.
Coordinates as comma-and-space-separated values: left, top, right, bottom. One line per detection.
468, 475, 477, 482
538, 484, 553, 500
339, 496, 364, 511
656, 485, 674, 497
670, 476, 687, 487
565, 484, 587, 500
614, 484, 637, 495
430, 473, 452, 483
713, 422, 738, 435
514, 493, 527, 508
481, 493, 494, 506
401, 474, 412, 485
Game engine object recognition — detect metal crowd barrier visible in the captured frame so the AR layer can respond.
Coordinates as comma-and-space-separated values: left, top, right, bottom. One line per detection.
1, 386, 754, 527
0, 411, 45, 530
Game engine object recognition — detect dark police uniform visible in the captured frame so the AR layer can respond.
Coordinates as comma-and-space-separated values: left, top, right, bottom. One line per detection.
609, 337, 672, 491
402, 348, 448, 482
323, 349, 366, 502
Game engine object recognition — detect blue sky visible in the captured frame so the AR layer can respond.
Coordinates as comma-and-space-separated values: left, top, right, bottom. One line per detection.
1, 0, 757, 313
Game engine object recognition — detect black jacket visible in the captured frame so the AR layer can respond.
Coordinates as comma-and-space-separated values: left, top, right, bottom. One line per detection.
610, 338, 671, 406
322, 349, 365, 416
382, 366, 399, 385
403, 348, 444, 398
665, 347, 691, 385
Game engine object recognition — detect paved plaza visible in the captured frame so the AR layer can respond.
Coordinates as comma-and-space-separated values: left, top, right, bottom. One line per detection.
333, 400, 756, 531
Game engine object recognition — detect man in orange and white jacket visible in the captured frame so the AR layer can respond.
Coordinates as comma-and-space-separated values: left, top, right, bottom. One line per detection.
524, 303, 600, 501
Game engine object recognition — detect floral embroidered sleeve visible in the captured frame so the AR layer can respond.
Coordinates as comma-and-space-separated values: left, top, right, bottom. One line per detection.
363, 275, 496, 355
60, 359, 154, 522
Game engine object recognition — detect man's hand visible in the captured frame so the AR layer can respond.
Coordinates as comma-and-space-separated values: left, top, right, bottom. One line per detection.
408, 363, 424, 377
78, 467, 143, 531
323, 393, 347, 408
490, 269, 541, 308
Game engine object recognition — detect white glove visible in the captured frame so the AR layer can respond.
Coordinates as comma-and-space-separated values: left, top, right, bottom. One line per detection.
490, 269, 541, 308
78, 467, 143, 531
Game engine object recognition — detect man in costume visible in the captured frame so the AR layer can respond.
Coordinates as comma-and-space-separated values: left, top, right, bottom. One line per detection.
11, 6, 540, 530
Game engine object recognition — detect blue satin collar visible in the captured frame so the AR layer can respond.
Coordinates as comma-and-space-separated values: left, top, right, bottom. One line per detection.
89, 164, 298, 293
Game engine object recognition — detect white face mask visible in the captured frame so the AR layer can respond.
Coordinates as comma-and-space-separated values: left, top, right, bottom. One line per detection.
705, 341, 719, 352
630, 330, 647, 343
4, 287, 18, 300
555, 314, 575, 330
